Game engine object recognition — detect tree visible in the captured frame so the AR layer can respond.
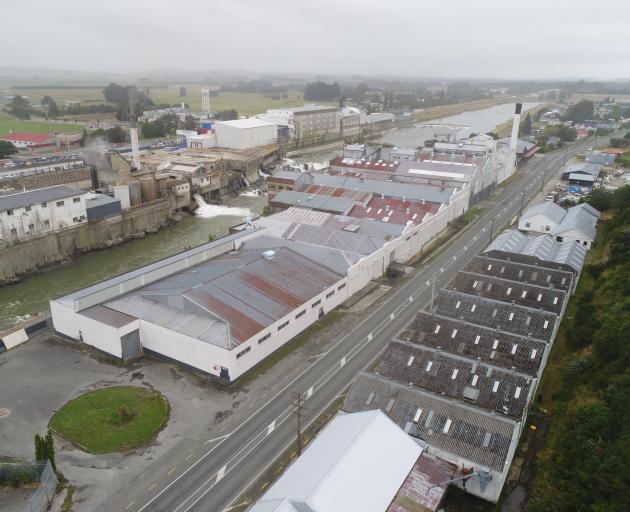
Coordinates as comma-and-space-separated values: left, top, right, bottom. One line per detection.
522, 113, 532, 135
45, 430, 56, 471
41, 95, 60, 118
183, 114, 197, 130
179, 86, 187, 98
106, 126, 126, 143
214, 109, 238, 121
34, 433, 45, 461
9, 95, 31, 119
564, 100, 594, 123
303, 81, 341, 101
160, 113, 178, 137
103, 83, 153, 121
0, 140, 18, 158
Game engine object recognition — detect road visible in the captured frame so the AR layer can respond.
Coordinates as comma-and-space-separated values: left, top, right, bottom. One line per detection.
105, 138, 603, 512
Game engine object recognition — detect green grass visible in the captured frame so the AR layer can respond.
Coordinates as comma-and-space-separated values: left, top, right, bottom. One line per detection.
6, 85, 335, 117
0, 112, 83, 135
50, 386, 169, 453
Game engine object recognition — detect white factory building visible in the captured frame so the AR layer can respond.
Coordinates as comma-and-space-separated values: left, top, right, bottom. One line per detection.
0, 185, 87, 243
51, 226, 398, 382
51, 177, 469, 382
177, 118, 278, 150
214, 118, 278, 149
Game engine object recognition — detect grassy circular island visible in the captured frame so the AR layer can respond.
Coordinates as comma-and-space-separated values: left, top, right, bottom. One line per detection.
50, 386, 169, 453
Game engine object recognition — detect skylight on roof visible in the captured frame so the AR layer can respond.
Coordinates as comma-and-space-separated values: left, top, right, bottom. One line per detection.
413, 408, 423, 422
471, 374, 479, 386
493, 339, 499, 349
451, 369, 459, 380
426, 361, 433, 372
514, 387, 522, 399
530, 349, 537, 359
471, 304, 477, 312
434, 325, 441, 334
443, 418, 452, 433
543, 320, 549, 329
451, 329, 458, 338
492, 381, 500, 393
407, 356, 414, 366
511, 344, 518, 354
474, 335, 481, 344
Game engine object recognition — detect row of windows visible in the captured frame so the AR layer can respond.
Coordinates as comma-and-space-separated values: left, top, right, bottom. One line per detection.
3, 197, 81, 216
238, 284, 346, 359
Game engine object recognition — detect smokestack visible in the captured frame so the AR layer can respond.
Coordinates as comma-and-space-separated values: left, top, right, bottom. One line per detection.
510, 103, 522, 151
129, 117, 141, 170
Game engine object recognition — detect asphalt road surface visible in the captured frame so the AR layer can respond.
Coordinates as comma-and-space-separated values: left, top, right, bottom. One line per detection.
105, 138, 604, 512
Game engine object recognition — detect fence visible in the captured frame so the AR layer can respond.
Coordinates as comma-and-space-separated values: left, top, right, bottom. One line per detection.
26, 460, 58, 512
0, 460, 57, 511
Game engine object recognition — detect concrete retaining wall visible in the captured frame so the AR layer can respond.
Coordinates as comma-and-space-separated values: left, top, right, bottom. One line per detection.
0, 200, 172, 283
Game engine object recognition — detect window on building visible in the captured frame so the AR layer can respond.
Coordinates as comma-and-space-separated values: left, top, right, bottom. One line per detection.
278, 320, 290, 331
44, 220, 50, 227
25, 206, 31, 212
525, 222, 531, 228
6, 209, 13, 216
258, 333, 271, 344
326, 290, 335, 299
236, 346, 251, 359
545, 225, 550, 231
28, 223, 34, 231
312, 299, 322, 308
56, 201, 64, 207
10, 228, 17, 235
73, 197, 81, 203
295, 310, 306, 320
337, 283, 346, 291
41, 202, 47, 208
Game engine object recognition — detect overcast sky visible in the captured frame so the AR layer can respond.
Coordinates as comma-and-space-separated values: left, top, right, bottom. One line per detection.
3, 0, 629, 80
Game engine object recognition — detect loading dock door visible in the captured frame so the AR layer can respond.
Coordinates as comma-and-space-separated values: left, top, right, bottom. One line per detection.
121, 329, 141, 362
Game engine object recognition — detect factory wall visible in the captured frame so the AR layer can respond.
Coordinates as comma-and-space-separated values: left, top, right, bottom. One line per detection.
0, 200, 172, 284
49, 300, 139, 359
215, 124, 277, 149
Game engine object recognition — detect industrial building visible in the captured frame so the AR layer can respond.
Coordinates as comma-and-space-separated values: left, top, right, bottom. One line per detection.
0, 132, 56, 149
518, 202, 600, 248
257, 105, 341, 143
250, 410, 456, 512
50, 224, 409, 381
344, 227, 586, 503
214, 118, 278, 149
0, 185, 87, 243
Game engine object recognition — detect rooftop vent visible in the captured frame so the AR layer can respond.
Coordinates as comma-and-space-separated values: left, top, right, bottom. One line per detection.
262, 250, 276, 260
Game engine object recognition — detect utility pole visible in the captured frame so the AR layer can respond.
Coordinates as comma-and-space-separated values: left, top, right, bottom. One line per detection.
429, 274, 437, 311
292, 391, 305, 457
540, 169, 548, 193
519, 190, 525, 217
563, 146, 568, 165
489, 218, 494, 241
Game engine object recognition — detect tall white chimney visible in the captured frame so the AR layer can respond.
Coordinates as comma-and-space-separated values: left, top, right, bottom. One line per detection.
510, 103, 522, 151
129, 116, 141, 170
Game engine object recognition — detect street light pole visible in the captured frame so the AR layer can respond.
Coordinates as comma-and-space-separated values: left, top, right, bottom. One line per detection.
489, 218, 494, 241
519, 190, 525, 217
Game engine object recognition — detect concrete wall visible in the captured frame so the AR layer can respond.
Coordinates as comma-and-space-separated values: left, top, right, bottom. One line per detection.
215, 123, 277, 149
518, 213, 557, 234
0, 200, 172, 283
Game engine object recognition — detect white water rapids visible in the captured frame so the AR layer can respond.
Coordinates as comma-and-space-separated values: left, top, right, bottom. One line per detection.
193, 194, 252, 218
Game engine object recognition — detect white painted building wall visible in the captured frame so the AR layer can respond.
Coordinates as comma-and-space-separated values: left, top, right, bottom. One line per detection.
0, 192, 87, 243
215, 120, 278, 149
553, 228, 593, 249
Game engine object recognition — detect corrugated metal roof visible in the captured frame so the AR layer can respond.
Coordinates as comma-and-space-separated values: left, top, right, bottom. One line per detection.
271, 190, 355, 214
104, 241, 346, 348
79, 305, 136, 328
552, 204, 598, 240
251, 410, 422, 512
344, 373, 517, 471
0, 185, 84, 212
484, 230, 587, 273
520, 202, 567, 225
312, 173, 456, 204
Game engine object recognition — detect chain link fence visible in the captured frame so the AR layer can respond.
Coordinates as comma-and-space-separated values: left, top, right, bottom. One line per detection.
0, 460, 57, 512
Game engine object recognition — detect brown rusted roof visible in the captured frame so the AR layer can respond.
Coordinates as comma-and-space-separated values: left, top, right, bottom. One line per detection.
80, 305, 136, 328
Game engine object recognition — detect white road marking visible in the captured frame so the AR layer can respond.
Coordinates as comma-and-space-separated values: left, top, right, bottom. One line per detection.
267, 421, 275, 435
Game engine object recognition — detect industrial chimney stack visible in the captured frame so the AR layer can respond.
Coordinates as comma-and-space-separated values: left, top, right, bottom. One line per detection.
129, 115, 141, 170
510, 103, 522, 151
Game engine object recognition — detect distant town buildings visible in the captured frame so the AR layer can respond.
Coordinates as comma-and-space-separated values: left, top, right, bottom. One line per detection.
257, 104, 341, 144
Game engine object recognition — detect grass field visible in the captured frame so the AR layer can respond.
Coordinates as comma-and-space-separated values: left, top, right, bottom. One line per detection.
50, 386, 169, 453
0, 111, 84, 135
6, 85, 334, 116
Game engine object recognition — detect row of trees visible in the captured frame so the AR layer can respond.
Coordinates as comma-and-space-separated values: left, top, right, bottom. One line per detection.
34, 430, 56, 470
303, 81, 341, 101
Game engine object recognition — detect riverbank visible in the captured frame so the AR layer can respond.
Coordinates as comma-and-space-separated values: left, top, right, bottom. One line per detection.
0, 193, 265, 331
413, 95, 540, 123
0, 199, 173, 285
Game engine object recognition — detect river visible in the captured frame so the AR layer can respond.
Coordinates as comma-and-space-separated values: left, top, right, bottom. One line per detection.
0, 101, 537, 331
0, 195, 266, 331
